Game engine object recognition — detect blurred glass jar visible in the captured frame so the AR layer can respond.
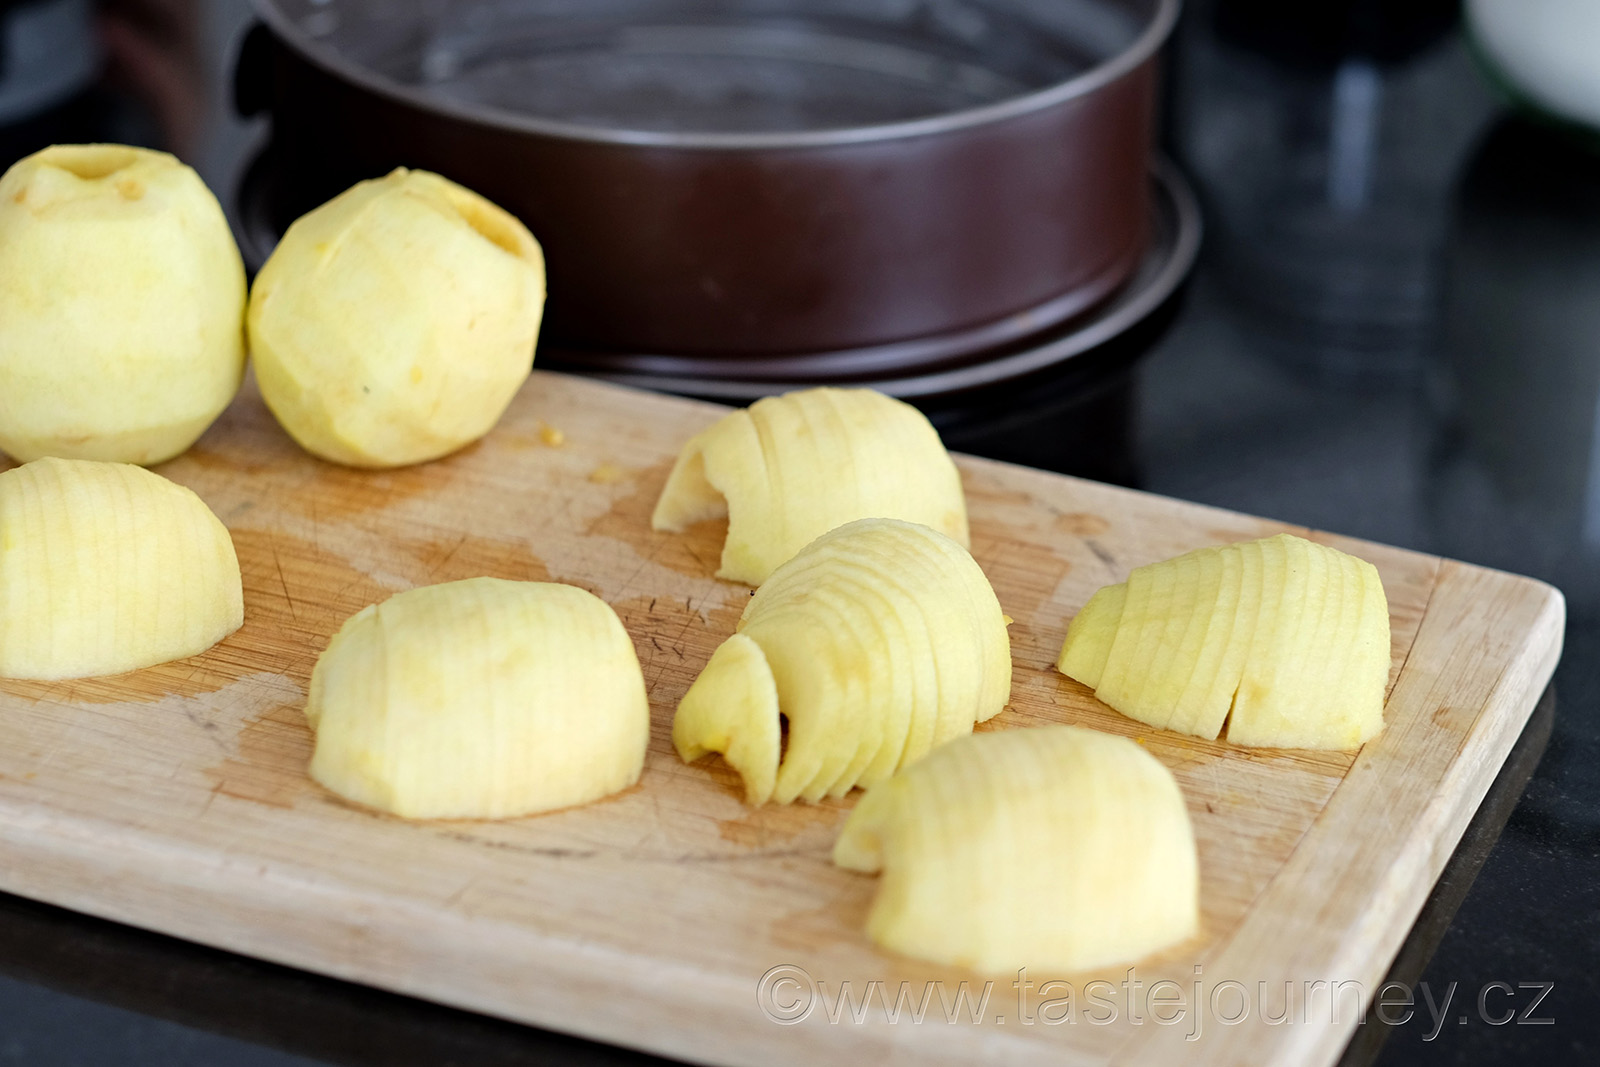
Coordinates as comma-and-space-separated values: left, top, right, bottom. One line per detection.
1169, 0, 1495, 379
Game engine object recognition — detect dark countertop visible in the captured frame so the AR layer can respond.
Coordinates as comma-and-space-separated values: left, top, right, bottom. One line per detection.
0, 2, 1596, 1064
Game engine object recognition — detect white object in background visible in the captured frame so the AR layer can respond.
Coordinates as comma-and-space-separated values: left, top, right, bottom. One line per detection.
1467, 0, 1600, 130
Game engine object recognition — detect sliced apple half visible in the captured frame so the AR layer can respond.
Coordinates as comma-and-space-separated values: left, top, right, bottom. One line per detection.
1057, 533, 1390, 750
834, 724, 1199, 974
651, 387, 968, 585
307, 578, 648, 819
672, 518, 1010, 804
0, 457, 243, 680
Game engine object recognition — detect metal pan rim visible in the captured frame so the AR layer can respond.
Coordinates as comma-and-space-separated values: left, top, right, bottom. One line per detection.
249, 0, 1182, 150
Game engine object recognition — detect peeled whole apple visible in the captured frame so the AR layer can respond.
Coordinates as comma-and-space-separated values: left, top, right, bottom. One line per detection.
0, 144, 247, 465
248, 168, 546, 469
652, 387, 969, 585
1057, 533, 1391, 750
307, 578, 649, 819
673, 517, 1011, 805
0, 457, 243, 680
834, 724, 1199, 974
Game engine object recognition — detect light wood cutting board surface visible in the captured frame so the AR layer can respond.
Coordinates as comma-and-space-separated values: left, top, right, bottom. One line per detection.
0, 371, 1564, 1067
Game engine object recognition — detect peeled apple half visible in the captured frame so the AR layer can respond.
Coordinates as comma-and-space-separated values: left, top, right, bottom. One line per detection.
834, 725, 1199, 974
1058, 533, 1390, 750
673, 518, 1010, 805
307, 578, 648, 819
651, 388, 968, 585
249, 168, 546, 469
0, 458, 243, 680
0, 144, 246, 465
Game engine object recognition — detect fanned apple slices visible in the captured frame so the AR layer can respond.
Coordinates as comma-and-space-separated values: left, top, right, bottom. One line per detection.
673, 518, 1010, 805
307, 578, 649, 819
1058, 533, 1391, 750
834, 724, 1199, 974
651, 387, 968, 585
0, 457, 243, 680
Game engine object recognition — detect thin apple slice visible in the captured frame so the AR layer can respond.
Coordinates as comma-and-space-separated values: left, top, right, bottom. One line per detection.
846, 551, 932, 789
1093, 563, 1157, 720
1228, 547, 1388, 748
834, 724, 1199, 974
1099, 547, 1207, 732
1167, 542, 1250, 739
1056, 582, 1125, 689
673, 633, 781, 805
1142, 547, 1226, 713
803, 558, 910, 799
1230, 533, 1321, 741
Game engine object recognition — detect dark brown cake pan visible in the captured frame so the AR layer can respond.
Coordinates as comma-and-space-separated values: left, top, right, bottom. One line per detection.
241, 1, 1180, 369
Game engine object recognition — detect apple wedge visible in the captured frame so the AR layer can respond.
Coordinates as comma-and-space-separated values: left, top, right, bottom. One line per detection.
651, 387, 968, 585
834, 724, 1199, 974
1057, 533, 1390, 750
673, 518, 1010, 804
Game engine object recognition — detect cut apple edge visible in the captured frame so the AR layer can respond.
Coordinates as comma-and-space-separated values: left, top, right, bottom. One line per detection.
672, 632, 781, 805
1056, 582, 1126, 690
649, 418, 772, 584
650, 438, 725, 533
832, 782, 892, 873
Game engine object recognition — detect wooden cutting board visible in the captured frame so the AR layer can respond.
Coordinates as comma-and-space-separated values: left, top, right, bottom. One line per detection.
0, 371, 1563, 1067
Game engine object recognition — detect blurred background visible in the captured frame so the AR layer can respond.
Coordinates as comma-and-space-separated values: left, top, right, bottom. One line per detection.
0, 0, 1596, 1064
0, 0, 250, 188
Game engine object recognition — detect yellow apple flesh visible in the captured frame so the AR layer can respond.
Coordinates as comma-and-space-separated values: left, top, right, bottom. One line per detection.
248, 168, 546, 469
651, 387, 969, 585
1057, 533, 1390, 749
0, 145, 246, 465
834, 724, 1200, 974
307, 578, 649, 819
673, 518, 1011, 804
0, 458, 243, 679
